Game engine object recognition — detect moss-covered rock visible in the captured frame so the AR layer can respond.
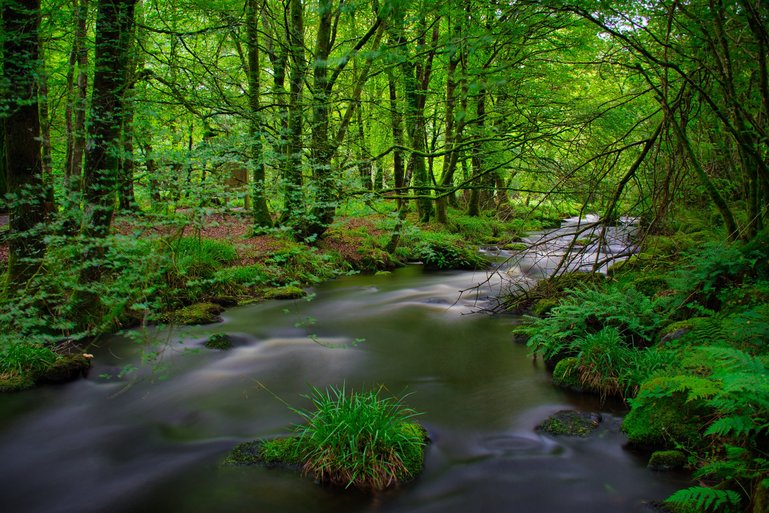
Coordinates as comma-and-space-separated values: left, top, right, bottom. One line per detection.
503, 242, 528, 252
225, 422, 428, 490
622, 381, 705, 451
658, 317, 717, 344
223, 440, 264, 466
166, 302, 225, 325
204, 333, 233, 350
648, 450, 687, 470
36, 354, 91, 384
536, 410, 602, 437
210, 295, 239, 307
0, 372, 34, 392
263, 286, 306, 300
532, 298, 559, 316
552, 357, 583, 392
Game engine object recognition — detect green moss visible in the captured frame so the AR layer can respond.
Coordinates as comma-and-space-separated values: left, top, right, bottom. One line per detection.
622, 380, 704, 451
0, 372, 34, 392
204, 333, 232, 350
631, 276, 670, 297
165, 302, 224, 325
536, 410, 602, 437
648, 450, 687, 470
259, 437, 303, 465
753, 479, 769, 513
223, 441, 263, 466
532, 298, 559, 317
395, 422, 428, 478
503, 242, 528, 252
552, 357, 583, 391
263, 286, 306, 300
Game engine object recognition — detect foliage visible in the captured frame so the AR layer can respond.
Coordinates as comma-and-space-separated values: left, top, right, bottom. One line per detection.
402, 230, 489, 271
504, 271, 606, 313
167, 236, 237, 281
520, 284, 666, 361
666, 487, 742, 513
285, 384, 426, 490
0, 339, 58, 376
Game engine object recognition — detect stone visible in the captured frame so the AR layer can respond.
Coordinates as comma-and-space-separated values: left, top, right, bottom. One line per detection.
536, 410, 602, 437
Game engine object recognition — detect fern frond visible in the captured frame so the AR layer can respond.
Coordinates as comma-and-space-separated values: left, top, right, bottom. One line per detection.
666, 486, 741, 512
703, 346, 766, 374
705, 416, 757, 438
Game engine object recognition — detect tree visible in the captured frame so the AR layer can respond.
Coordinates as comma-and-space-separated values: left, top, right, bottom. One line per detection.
82, 0, 137, 240
2, 0, 47, 289
246, 0, 271, 228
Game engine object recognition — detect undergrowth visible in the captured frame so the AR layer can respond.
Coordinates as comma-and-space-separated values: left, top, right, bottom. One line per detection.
516, 226, 769, 512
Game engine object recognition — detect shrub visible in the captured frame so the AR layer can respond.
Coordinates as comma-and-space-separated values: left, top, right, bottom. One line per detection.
403, 230, 489, 271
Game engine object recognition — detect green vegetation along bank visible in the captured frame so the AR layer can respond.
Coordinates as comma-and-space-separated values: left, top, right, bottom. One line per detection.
0, 200, 558, 392
514, 220, 769, 513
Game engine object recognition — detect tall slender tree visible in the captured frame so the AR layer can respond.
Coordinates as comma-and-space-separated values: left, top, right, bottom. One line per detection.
82, 0, 137, 240
246, 0, 272, 227
3, 0, 47, 289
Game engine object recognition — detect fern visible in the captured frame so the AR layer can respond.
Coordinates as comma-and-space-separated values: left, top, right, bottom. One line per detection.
705, 415, 761, 438
521, 283, 666, 361
666, 486, 741, 512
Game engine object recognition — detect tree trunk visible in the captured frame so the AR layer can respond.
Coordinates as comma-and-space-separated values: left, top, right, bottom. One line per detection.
81, 0, 137, 284
436, 14, 465, 224
247, 0, 272, 228
118, 98, 137, 211
395, 13, 437, 223
468, 87, 486, 217
387, 68, 405, 208
3, 0, 47, 289
282, 0, 306, 226
0, 123, 6, 210
38, 39, 55, 211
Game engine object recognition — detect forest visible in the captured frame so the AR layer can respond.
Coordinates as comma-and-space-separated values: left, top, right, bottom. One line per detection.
1, 0, 769, 512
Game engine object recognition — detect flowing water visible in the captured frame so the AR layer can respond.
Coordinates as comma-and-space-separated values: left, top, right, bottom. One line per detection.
0, 231, 687, 513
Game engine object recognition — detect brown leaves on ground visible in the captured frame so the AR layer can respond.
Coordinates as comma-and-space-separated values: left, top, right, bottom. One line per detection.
0, 212, 390, 269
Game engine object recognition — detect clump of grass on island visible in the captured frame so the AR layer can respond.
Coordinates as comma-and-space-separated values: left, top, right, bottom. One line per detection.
228, 385, 428, 491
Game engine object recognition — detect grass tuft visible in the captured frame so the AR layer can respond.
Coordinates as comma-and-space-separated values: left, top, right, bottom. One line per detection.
285, 385, 427, 490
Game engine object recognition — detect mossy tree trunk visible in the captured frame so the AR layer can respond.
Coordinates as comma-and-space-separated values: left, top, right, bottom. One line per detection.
62, 0, 89, 232
281, 0, 306, 227
81, 0, 136, 284
246, 0, 272, 228
3, 0, 47, 290
436, 10, 467, 224
394, 7, 437, 223
468, 87, 487, 217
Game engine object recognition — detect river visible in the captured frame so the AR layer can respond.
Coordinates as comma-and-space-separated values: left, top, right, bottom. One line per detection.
0, 234, 687, 513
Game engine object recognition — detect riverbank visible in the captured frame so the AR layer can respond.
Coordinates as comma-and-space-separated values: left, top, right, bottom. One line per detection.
0, 203, 546, 392
512, 224, 769, 513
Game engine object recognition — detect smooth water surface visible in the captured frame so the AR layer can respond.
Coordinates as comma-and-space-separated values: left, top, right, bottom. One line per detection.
0, 265, 686, 513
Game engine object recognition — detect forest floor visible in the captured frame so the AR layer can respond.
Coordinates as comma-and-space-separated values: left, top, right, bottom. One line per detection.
0, 212, 387, 270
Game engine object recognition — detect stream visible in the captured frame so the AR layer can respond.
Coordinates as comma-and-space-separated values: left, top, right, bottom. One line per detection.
0, 221, 687, 513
